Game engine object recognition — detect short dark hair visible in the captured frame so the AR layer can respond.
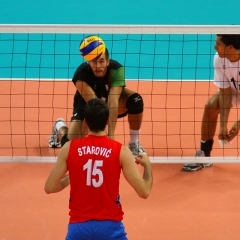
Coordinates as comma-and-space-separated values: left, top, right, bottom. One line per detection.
84, 98, 109, 132
217, 34, 240, 50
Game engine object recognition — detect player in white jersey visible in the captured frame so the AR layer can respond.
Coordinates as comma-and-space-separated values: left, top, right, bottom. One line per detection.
183, 34, 240, 171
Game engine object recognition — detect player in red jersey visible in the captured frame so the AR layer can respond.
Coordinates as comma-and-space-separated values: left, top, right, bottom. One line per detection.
44, 98, 152, 240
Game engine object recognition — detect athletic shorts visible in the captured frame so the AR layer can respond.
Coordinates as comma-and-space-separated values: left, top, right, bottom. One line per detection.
71, 91, 86, 121
65, 220, 127, 240
71, 91, 128, 121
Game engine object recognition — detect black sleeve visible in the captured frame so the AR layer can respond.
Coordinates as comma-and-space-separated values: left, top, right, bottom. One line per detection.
72, 63, 89, 85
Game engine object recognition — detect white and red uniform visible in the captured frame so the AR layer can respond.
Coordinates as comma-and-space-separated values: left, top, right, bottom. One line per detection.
214, 53, 240, 106
67, 134, 124, 223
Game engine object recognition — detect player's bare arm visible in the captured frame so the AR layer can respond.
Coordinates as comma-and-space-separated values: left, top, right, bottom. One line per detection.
120, 145, 152, 199
75, 80, 97, 102
135, 154, 153, 192
107, 86, 123, 139
44, 141, 70, 194
219, 87, 232, 141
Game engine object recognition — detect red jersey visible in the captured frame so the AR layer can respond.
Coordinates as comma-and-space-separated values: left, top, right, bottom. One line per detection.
67, 134, 124, 223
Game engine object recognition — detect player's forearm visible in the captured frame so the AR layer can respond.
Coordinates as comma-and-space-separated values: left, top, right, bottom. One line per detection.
108, 106, 118, 137
60, 174, 70, 190
141, 162, 153, 199
80, 91, 96, 102
45, 174, 70, 194
75, 81, 96, 102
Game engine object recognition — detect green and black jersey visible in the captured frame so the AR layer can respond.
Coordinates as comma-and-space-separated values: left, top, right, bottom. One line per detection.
72, 60, 126, 100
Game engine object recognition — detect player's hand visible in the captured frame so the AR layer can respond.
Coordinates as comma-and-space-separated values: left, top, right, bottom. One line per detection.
218, 126, 229, 141
227, 121, 240, 141
135, 154, 150, 166
218, 126, 232, 148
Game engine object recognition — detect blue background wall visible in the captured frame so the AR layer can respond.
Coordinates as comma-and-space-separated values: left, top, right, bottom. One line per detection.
0, 0, 239, 25
0, 0, 239, 80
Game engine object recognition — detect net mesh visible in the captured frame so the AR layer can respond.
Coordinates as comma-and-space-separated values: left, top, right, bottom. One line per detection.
1, 24, 240, 162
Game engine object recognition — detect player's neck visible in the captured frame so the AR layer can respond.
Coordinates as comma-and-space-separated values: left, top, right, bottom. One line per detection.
228, 50, 240, 62
88, 130, 107, 136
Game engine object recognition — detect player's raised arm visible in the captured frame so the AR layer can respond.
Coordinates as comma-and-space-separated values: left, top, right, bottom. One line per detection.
120, 145, 152, 199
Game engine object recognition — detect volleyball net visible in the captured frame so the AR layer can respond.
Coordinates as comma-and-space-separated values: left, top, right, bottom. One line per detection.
1, 24, 240, 163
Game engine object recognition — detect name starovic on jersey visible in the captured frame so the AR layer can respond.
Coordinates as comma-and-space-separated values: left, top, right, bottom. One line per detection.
77, 146, 112, 158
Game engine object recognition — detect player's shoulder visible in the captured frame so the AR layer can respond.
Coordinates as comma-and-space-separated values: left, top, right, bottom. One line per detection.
75, 62, 91, 72
214, 52, 223, 65
69, 137, 88, 149
120, 145, 135, 165
109, 59, 123, 70
72, 62, 92, 83
120, 144, 132, 156
59, 140, 71, 156
107, 137, 123, 147
214, 52, 220, 60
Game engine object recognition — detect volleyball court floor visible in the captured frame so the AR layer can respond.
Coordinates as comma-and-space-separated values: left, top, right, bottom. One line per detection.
1, 80, 240, 239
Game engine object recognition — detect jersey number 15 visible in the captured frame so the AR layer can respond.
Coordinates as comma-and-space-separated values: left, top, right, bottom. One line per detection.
83, 159, 103, 188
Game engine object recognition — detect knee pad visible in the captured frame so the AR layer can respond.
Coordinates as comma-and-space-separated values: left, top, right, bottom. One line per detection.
61, 134, 69, 147
126, 93, 144, 114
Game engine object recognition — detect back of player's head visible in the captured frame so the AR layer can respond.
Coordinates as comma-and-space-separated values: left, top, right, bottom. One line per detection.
217, 34, 240, 50
84, 98, 109, 132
